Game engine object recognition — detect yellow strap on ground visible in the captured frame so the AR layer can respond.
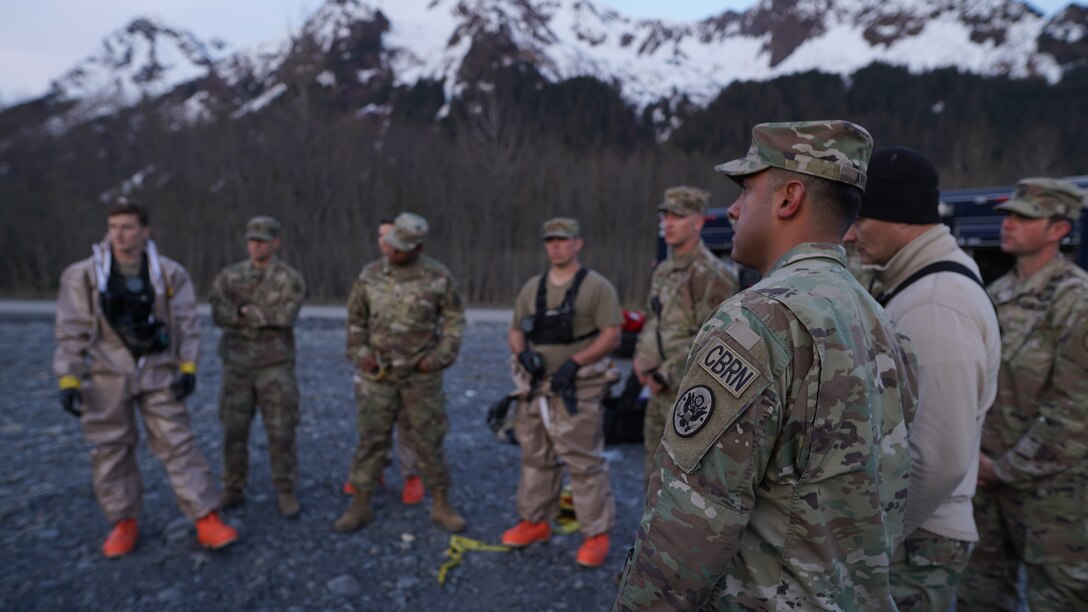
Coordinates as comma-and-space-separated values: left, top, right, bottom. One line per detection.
554, 516, 580, 535
437, 535, 511, 585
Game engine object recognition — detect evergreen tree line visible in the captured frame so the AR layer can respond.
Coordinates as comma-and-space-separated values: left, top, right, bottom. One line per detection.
2, 61, 1085, 306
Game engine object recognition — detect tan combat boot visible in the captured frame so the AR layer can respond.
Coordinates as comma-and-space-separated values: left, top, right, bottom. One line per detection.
431, 489, 467, 533
333, 492, 372, 533
277, 491, 301, 519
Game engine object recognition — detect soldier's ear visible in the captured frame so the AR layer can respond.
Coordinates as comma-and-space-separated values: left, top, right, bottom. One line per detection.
1045, 218, 1073, 242
775, 180, 805, 220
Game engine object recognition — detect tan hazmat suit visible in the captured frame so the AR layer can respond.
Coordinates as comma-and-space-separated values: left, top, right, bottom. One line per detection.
53, 239, 218, 523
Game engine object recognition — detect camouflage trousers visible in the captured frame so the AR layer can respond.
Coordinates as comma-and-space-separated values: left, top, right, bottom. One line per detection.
218, 362, 300, 494
514, 373, 616, 537
391, 410, 419, 479
641, 391, 673, 490
347, 369, 451, 494
352, 406, 420, 479
81, 372, 218, 523
959, 483, 1088, 611
889, 528, 973, 611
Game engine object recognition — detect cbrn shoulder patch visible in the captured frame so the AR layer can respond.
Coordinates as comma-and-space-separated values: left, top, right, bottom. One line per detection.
663, 320, 771, 474
697, 337, 759, 397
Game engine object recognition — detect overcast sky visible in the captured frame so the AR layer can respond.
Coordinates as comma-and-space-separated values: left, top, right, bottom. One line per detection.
0, 0, 1071, 104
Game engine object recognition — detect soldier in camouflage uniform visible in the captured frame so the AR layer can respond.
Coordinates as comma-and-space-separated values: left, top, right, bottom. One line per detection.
209, 216, 307, 518
615, 121, 919, 610
959, 178, 1088, 610
341, 218, 424, 504
634, 186, 737, 488
334, 212, 468, 534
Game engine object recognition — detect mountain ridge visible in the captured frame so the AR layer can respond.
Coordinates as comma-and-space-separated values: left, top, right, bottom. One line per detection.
8, 0, 1088, 133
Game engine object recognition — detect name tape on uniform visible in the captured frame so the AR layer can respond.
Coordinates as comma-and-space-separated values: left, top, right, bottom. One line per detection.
698, 337, 758, 398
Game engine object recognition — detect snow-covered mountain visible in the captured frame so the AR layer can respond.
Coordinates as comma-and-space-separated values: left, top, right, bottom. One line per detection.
46, 18, 231, 127
16, 0, 1088, 131
295, 0, 1079, 109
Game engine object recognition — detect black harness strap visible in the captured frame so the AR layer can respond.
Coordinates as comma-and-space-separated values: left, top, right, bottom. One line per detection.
877, 261, 988, 308
533, 266, 598, 343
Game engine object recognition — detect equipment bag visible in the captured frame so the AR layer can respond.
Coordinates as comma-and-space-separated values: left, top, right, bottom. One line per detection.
602, 371, 646, 445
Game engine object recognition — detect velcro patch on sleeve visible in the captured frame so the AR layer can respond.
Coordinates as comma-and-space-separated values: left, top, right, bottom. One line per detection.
697, 338, 759, 398
663, 329, 771, 474
725, 318, 761, 351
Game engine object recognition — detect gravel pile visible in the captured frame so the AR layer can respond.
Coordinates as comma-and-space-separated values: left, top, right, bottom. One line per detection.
1, 314, 648, 611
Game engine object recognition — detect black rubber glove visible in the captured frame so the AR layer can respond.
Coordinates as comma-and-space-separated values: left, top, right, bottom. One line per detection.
550, 358, 580, 415
60, 388, 83, 417
517, 350, 545, 380
486, 395, 514, 433
171, 373, 197, 401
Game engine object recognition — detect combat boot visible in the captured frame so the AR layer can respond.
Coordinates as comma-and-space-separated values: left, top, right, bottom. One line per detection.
343, 473, 383, 495
333, 492, 372, 533
277, 491, 301, 519
219, 487, 245, 509
430, 490, 467, 533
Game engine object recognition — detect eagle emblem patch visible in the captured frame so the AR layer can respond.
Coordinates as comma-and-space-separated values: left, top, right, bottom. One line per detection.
673, 385, 714, 437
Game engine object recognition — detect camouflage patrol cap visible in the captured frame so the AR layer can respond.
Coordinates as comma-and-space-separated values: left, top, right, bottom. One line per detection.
384, 212, 428, 251
541, 217, 580, 240
995, 177, 1086, 219
715, 120, 873, 190
245, 216, 281, 241
657, 186, 710, 216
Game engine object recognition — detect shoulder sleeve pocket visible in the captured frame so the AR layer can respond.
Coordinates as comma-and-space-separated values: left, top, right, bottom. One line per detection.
663, 325, 772, 474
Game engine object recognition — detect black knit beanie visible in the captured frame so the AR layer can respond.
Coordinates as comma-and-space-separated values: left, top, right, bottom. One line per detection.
858, 146, 940, 224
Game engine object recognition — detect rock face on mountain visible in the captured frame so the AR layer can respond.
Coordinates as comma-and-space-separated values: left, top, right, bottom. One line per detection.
8, 0, 1086, 132
1038, 4, 1088, 65
47, 18, 230, 126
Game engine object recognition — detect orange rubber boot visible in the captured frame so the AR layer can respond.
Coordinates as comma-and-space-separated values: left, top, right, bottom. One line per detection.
102, 518, 138, 558
576, 533, 610, 568
401, 475, 425, 505
196, 512, 239, 550
501, 520, 551, 547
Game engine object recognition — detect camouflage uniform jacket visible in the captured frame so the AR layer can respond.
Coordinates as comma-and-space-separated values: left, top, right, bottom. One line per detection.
985, 255, 1088, 487
634, 241, 738, 388
615, 243, 919, 611
54, 240, 200, 391
346, 254, 464, 372
209, 257, 306, 369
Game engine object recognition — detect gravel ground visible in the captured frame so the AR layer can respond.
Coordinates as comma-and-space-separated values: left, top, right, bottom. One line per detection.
1, 313, 647, 611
